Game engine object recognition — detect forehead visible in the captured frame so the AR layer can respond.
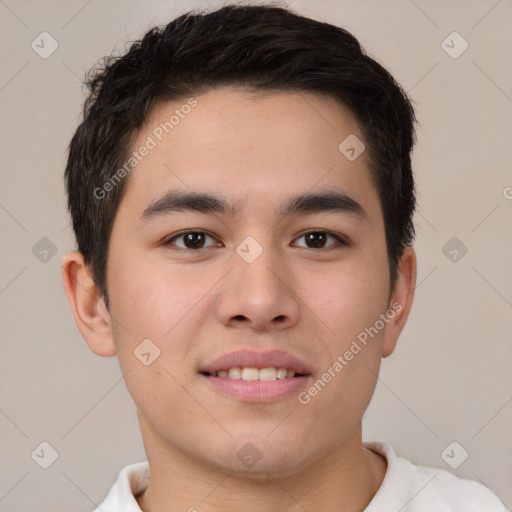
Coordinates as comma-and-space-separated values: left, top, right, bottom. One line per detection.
118, 87, 382, 225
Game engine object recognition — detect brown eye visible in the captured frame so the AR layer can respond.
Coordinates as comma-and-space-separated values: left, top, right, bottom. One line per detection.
165, 231, 219, 250
293, 230, 345, 249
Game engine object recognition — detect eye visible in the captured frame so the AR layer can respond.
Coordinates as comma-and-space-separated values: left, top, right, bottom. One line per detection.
163, 229, 347, 252
292, 230, 346, 249
164, 230, 221, 250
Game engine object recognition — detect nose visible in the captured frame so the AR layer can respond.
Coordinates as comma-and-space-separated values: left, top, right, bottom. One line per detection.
215, 246, 300, 331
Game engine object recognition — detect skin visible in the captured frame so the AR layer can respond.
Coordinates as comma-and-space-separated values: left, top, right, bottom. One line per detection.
62, 87, 416, 512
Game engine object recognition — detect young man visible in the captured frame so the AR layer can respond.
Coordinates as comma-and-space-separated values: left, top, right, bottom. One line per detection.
61, 4, 505, 511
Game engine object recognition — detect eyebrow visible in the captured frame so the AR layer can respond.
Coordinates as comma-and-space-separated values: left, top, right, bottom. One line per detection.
138, 189, 368, 223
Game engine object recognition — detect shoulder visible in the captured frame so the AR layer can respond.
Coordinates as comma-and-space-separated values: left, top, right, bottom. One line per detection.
91, 461, 150, 512
364, 442, 506, 512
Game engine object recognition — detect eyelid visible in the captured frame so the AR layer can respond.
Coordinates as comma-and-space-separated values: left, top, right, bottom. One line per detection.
164, 230, 221, 250
291, 229, 347, 249
163, 229, 348, 251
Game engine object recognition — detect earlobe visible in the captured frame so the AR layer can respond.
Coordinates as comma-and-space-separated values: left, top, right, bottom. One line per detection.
61, 251, 117, 357
381, 246, 417, 358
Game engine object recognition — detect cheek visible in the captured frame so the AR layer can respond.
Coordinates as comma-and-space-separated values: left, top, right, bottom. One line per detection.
112, 254, 209, 340
302, 253, 389, 343
108, 257, 211, 423
304, 247, 389, 413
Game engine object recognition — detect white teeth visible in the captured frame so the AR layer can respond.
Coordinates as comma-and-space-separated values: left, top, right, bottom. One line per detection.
241, 367, 259, 381
259, 368, 277, 381
228, 367, 242, 379
276, 368, 288, 379
212, 367, 298, 381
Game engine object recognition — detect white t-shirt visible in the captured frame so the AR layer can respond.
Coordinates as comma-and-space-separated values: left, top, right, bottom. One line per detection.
92, 442, 505, 511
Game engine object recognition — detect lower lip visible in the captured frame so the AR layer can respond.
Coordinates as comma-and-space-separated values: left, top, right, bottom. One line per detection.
200, 374, 311, 402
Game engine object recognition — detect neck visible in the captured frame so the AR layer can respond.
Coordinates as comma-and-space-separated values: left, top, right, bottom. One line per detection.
135, 422, 387, 512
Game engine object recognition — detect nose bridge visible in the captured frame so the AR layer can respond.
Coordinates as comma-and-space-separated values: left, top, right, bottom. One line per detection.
215, 234, 300, 329
237, 240, 285, 294
236, 233, 290, 298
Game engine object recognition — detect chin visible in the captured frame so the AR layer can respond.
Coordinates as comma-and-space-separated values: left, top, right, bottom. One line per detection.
221, 439, 315, 479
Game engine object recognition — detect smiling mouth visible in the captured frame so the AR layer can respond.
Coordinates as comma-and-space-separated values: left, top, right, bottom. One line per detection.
201, 367, 309, 381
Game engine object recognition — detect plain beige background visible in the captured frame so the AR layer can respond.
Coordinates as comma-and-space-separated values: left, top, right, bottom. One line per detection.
0, 0, 511, 510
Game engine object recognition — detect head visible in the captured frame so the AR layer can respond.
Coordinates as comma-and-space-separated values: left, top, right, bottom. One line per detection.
62, 4, 417, 478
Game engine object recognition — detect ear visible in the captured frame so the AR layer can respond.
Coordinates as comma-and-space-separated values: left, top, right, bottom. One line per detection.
381, 246, 417, 358
61, 251, 116, 357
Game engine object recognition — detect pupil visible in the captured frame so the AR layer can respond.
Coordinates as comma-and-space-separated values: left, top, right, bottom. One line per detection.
185, 232, 205, 249
306, 232, 326, 248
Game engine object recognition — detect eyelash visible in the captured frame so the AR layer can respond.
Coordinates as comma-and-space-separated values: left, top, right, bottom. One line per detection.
163, 229, 348, 252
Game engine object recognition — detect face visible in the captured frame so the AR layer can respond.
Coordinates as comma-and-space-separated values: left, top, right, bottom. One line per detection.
100, 87, 410, 476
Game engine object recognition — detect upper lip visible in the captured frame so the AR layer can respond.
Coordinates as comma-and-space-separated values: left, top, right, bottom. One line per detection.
199, 349, 312, 375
